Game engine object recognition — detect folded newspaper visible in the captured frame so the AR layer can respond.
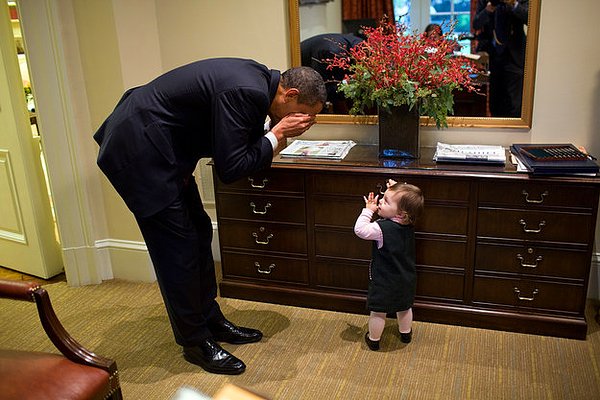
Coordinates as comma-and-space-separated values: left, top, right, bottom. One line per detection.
433, 142, 506, 165
280, 140, 356, 160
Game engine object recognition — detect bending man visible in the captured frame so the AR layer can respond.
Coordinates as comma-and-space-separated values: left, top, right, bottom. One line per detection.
94, 58, 326, 375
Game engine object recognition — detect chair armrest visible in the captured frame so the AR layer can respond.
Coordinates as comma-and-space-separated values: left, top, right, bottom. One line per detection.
0, 280, 118, 376
0, 279, 39, 301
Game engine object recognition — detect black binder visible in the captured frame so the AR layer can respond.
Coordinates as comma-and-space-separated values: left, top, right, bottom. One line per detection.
510, 143, 599, 175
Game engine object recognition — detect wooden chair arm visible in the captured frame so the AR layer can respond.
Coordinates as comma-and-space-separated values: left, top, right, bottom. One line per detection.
0, 279, 40, 301
0, 280, 118, 375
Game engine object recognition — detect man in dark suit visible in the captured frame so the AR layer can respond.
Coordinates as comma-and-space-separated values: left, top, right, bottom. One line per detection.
473, 0, 529, 117
94, 58, 326, 375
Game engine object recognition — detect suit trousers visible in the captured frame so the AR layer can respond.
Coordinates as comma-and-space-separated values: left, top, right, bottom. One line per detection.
135, 178, 225, 347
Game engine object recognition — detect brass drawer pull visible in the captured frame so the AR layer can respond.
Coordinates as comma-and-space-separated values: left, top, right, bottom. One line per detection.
516, 253, 543, 268
248, 177, 268, 189
255, 262, 275, 274
519, 219, 546, 233
252, 227, 273, 245
513, 287, 539, 301
250, 201, 271, 215
522, 190, 548, 204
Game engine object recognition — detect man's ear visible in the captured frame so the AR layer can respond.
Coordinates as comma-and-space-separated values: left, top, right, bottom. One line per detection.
284, 88, 300, 103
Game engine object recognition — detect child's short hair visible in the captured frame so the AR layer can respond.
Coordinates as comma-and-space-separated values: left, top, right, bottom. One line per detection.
388, 182, 424, 223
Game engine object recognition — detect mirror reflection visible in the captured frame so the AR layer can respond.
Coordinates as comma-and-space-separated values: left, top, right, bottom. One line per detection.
297, 0, 532, 121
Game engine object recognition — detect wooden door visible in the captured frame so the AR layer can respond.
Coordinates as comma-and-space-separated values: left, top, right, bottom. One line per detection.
0, 1, 62, 278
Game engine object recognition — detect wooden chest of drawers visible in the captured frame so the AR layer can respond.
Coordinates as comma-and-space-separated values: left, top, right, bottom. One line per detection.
213, 146, 600, 339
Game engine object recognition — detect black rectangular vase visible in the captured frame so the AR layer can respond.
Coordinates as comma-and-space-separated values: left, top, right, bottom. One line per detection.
378, 105, 420, 159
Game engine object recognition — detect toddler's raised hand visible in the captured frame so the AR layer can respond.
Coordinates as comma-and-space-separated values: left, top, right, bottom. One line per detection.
363, 192, 379, 212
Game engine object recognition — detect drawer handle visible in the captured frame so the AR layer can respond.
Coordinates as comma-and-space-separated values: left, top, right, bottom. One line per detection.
516, 254, 543, 268
522, 190, 549, 204
513, 287, 539, 301
519, 219, 546, 233
250, 201, 271, 215
248, 177, 268, 189
255, 262, 275, 274
252, 229, 273, 245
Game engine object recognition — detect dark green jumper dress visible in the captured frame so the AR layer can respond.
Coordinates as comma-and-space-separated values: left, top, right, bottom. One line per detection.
367, 219, 417, 313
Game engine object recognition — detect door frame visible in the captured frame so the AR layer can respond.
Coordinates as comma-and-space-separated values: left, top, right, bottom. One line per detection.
17, 0, 107, 285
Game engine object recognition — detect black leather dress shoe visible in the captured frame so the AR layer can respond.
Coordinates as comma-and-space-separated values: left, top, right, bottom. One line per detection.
209, 319, 263, 344
183, 339, 246, 375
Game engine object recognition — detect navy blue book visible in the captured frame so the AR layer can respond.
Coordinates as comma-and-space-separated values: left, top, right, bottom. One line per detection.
510, 144, 599, 175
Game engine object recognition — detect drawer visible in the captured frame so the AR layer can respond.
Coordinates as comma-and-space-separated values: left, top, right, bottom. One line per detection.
217, 193, 305, 223
475, 243, 589, 279
219, 220, 307, 254
417, 238, 467, 269
215, 168, 304, 194
312, 197, 364, 228
221, 251, 308, 284
314, 198, 469, 235
314, 229, 465, 269
312, 173, 470, 202
416, 268, 464, 301
313, 260, 466, 298
477, 208, 593, 244
478, 181, 598, 210
417, 205, 469, 235
315, 229, 370, 260
314, 261, 368, 291
472, 275, 585, 313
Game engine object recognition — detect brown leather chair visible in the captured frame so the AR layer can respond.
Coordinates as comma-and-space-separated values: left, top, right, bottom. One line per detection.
0, 279, 123, 399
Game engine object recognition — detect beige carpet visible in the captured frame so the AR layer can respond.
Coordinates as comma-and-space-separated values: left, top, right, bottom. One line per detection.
1, 279, 600, 399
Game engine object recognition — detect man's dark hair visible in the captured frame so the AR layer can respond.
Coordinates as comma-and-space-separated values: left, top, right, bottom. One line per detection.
281, 66, 327, 106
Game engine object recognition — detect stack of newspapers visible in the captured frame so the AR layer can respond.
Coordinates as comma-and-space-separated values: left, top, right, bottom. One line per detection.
433, 142, 506, 165
280, 140, 356, 160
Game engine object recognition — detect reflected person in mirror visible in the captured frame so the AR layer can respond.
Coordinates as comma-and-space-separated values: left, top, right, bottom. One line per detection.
301, 32, 364, 114
93, 58, 326, 375
423, 23, 462, 53
354, 179, 424, 351
473, 0, 529, 117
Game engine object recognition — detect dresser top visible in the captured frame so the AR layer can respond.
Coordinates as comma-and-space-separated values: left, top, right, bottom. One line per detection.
273, 145, 600, 184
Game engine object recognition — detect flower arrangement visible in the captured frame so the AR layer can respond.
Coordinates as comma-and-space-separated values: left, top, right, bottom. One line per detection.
326, 18, 478, 128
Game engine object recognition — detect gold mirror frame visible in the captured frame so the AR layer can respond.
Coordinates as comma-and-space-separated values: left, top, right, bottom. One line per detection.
288, 0, 541, 128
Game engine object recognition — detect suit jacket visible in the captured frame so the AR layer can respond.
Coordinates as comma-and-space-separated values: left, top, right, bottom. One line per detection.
94, 58, 280, 217
301, 33, 363, 100
473, 0, 528, 71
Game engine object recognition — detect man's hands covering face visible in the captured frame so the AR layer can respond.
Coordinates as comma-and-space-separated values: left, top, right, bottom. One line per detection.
271, 113, 317, 142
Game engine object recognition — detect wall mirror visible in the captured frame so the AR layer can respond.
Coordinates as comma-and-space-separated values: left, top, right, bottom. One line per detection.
288, 0, 540, 128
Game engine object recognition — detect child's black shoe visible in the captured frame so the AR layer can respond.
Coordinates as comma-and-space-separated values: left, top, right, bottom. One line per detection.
400, 330, 412, 344
364, 332, 380, 351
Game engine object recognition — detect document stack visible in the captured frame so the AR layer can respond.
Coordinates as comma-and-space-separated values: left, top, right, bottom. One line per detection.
280, 140, 356, 160
510, 143, 599, 176
433, 142, 506, 165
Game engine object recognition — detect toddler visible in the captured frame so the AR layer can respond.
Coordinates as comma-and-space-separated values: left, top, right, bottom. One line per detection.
354, 179, 424, 350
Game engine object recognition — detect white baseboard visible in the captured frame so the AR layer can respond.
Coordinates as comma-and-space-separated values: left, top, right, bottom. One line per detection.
94, 238, 155, 282
94, 222, 220, 282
